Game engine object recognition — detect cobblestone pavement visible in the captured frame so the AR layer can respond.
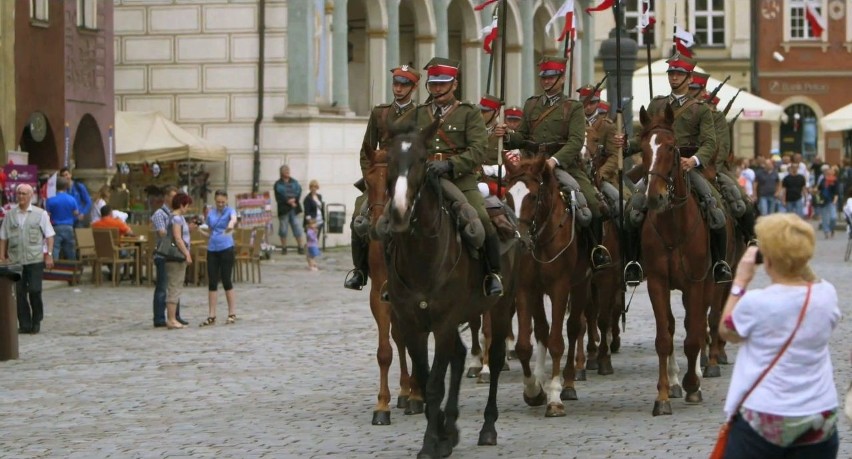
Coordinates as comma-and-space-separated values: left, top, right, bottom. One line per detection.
1, 229, 850, 459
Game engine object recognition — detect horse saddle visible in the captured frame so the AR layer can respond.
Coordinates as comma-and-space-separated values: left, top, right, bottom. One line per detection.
484, 195, 520, 244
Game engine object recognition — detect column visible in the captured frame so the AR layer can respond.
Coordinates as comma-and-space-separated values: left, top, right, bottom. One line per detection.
519, 0, 535, 100
433, 0, 449, 57
287, 0, 317, 113
386, 0, 400, 99
462, 40, 481, 101
580, 9, 594, 88
332, 0, 351, 113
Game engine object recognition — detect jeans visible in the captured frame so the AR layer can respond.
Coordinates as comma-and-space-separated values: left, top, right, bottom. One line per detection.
152, 256, 181, 325
785, 200, 804, 217
758, 196, 776, 216
53, 225, 77, 260
724, 413, 839, 459
16, 262, 44, 330
818, 204, 837, 235
278, 210, 304, 242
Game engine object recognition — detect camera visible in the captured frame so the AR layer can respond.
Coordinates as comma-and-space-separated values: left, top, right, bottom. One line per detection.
193, 217, 204, 226
754, 249, 763, 265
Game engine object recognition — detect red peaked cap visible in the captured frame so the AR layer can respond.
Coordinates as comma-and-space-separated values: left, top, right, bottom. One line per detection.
390, 65, 420, 85
576, 84, 601, 101
690, 71, 710, 88
597, 100, 611, 112
666, 54, 697, 73
704, 93, 720, 105
479, 94, 502, 111
539, 56, 567, 76
424, 57, 460, 83
504, 106, 523, 119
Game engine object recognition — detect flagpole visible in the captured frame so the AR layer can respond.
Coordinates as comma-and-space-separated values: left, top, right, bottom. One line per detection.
644, 30, 653, 97
613, 0, 627, 327
672, 3, 678, 56
497, 0, 508, 198
566, 37, 576, 95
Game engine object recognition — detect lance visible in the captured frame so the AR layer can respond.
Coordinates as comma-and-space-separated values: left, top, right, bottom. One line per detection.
722, 88, 742, 116
613, 0, 627, 329
671, 3, 678, 56
707, 75, 731, 101
644, 27, 653, 97
729, 108, 745, 125
565, 31, 576, 95
496, 0, 508, 198
484, 5, 499, 94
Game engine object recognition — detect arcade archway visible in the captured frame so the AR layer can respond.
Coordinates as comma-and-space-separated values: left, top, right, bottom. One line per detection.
73, 114, 106, 169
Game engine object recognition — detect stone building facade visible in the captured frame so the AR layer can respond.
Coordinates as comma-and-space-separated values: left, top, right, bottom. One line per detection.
0, 2, 14, 155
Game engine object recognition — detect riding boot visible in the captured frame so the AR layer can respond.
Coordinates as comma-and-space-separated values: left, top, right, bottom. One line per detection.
589, 217, 613, 270
483, 232, 504, 297
623, 226, 644, 286
739, 206, 758, 246
710, 227, 733, 284
344, 234, 369, 290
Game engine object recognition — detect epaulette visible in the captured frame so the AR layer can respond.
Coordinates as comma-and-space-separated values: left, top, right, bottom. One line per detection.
526, 95, 541, 101
651, 95, 668, 101
458, 101, 475, 108
374, 103, 392, 109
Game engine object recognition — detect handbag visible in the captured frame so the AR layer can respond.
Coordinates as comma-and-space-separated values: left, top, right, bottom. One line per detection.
154, 223, 186, 262
709, 283, 813, 459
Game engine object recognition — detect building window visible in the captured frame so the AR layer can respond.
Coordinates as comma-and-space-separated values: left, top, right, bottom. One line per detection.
29, 0, 49, 23
77, 0, 97, 30
788, 0, 824, 40
623, 0, 656, 47
689, 0, 725, 47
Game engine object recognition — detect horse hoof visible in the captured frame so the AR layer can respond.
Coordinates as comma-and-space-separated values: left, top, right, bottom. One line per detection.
396, 395, 409, 409
416, 452, 436, 459
507, 349, 518, 360
597, 360, 614, 376
371, 410, 391, 426
478, 429, 498, 446
575, 369, 587, 381
718, 353, 729, 365
502, 361, 510, 372
523, 389, 546, 407
704, 365, 722, 378
545, 402, 566, 417
438, 438, 454, 458
405, 399, 424, 415
652, 400, 673, 416
611, 337, 621, 353
700, 355, 708, 368
466, 367, 481, 379
477, 372, 491, 384
560, 387, 578, 401
685, 390, 703, 404
669, 385, 683, 399
585, 359, 599, 371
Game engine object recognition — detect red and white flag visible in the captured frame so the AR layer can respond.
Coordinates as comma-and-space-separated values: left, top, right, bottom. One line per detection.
804, 1, 826, 38
474, 0, 498, 11
639, 0, 656, 33
674, 25, 694, 56
585, 0, 615, 14
546, 0, 576, 42
480, 17, 499, 54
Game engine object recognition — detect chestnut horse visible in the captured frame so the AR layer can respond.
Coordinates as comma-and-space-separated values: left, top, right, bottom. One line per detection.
362, 146, 422, 425
504, 156, 593, 417
382, 121, 517, 458
638, 103, 717, 416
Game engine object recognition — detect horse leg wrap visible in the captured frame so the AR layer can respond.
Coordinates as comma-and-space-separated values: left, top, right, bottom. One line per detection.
626, 182, 647, 229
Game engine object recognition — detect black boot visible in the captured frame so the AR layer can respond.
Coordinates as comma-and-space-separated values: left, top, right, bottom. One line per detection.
344, 235, 369, 290
711, 227, 733, 284
483, 233, 504, 297
739, 206, 758, 246
589, 217, 612, 270
623, 226, 644, 286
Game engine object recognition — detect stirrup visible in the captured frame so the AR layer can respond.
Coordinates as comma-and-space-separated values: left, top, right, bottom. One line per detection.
746, 238, 759, 247
713, 261, 733, 284
343, 269, 367, 291
624, 261, 644, 287
483, 272, 504, 297
590, 245, 613, 270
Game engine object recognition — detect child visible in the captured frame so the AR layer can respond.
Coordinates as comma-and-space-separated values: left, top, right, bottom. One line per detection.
305, 218, 321, 271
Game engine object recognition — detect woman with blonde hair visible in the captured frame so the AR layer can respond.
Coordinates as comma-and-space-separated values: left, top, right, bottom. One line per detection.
718, 213, 840, 458
91, 184, 111, 224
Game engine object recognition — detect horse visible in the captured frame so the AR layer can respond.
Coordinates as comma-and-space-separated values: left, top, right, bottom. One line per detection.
381, 120, 517, 458
637, 103, 719, 416
362, 146, 422, 425
503, 155, 593, 417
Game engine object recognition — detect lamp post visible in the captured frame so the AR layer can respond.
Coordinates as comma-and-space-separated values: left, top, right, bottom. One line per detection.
599, 27, 637, 137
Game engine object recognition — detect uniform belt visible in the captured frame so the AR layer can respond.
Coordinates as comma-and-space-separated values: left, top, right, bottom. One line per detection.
537, 142, 565, 155
428, 151, 460, 161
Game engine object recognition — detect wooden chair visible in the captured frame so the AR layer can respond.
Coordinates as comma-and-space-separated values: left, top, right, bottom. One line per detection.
190, 229, 209, 286
234, 228, 253, 282
235, 228, 264, 283
92, 228, 139, 286
75, 227, 97, 283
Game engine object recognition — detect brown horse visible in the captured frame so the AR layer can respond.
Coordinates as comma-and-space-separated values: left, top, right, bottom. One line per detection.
638, 103, 717, 416
382, 121, 517, 457
504, 156, 592, 417
362, 146, 422, 425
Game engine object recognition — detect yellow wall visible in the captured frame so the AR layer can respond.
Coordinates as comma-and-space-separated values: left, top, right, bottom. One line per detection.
0, 1, 14, 154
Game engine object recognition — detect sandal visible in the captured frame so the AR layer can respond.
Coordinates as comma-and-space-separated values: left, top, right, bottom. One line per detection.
226, 314, 237, 324
199, 317, 216, 327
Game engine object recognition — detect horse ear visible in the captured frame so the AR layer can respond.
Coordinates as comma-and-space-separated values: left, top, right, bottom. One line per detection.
664, 103, 675, 126
420, 118, 441, 146
639, 105, 649, 127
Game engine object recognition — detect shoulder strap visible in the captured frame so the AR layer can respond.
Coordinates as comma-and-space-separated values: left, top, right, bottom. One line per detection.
530, 103, 561, 135
673, 98, 699, 119
733, 282, 813, 415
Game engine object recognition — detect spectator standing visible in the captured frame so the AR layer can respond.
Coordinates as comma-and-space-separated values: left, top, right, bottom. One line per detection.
0, 184, 55, 334
754, 158, 780, 216
198, 190, 238, 327
718, 214, 839, 458
302, 180, 325, 241
45, 177, 79, 260
59, 168, 92, 228
165, 193, 193, 330
813, 166, 839, 239
738, 159, 756, 203
91, 185, 111, 224
781, 164, 807, 217
274, 165, 305, 254
151, 185, 187, 328
305, 218, 320, 271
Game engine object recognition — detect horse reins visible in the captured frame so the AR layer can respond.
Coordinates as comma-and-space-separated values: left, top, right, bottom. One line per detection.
511, 172, 577, 264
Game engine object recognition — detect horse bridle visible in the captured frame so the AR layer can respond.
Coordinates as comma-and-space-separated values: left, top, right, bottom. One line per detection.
366, 163, 389, 214
509, 172, 575, 264
643, 125, 689, 210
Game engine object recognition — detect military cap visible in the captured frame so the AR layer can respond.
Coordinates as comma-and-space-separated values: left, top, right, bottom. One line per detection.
504, 106, 523, 119
665, 54, 697, 73
390, 65, 421, 85
597, 100, 611, 113
424, 57, 459, 83
538, 56, 567, 77
479, 94, 502, 112
704, 93, 720, 106
577, 84, 601, 102
689, 71, 710, 89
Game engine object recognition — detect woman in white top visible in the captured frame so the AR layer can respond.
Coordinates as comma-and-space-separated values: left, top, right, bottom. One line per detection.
91, 185, 111, 223
718, 213, 840, 458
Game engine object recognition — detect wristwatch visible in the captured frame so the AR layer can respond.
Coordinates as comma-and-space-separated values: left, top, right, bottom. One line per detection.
730, 284, 746, 297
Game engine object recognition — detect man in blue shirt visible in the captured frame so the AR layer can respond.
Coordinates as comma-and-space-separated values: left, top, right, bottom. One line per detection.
273, 165, 305, 255
45, 177, 79, 260
60, 167, 92, 228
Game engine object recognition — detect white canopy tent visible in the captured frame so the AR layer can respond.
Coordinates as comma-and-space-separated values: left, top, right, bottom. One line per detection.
820, 102, 852, 132
115, 111, 226, 163
601, 60, 785, 123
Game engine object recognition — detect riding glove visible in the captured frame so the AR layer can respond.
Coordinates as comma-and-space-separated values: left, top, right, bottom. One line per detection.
427, 160, 454, 177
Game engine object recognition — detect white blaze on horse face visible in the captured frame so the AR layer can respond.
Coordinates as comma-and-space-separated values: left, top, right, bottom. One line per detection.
645, 133, 661, 197
508, 181, 529, 217
393, 174, 409, 215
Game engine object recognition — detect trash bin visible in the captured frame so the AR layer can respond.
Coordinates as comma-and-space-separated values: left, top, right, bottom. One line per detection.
0, 262, 23, 361
326, 203, 347, 234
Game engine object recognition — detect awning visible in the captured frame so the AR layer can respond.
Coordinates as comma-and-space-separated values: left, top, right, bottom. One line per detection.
115, 111, 226, 163
601, 60, 785, 123
820, 102, 852, 132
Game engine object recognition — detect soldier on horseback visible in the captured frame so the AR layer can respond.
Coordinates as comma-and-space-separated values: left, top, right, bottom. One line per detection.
577, 84, 626, 208
623, 54, 733, 286
412, 58, 504, 297
495, 56, 613, 270
344, 65, 420, 290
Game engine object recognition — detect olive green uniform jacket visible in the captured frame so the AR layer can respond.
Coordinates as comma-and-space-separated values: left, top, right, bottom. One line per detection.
646, 95, 717, 167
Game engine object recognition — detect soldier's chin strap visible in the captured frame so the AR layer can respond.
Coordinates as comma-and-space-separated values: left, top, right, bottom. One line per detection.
395, 85, 415, 104
543, 75, 564, 95
670, 73, 690, 93
428, 82, 455, 101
